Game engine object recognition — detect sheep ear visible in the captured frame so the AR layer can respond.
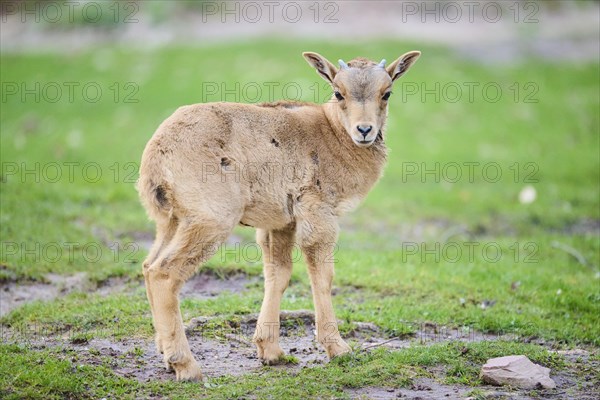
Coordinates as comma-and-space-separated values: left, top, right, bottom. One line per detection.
303, 52, 338, 84
386, 51, 421, 82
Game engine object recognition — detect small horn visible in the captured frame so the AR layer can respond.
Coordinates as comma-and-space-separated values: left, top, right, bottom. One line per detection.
338, 59, 350, 70
377, 59, 387, 68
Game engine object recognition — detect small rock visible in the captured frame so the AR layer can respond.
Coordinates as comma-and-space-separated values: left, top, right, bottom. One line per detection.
519, 185, 537, 204
480, 355, 556, 389
480, 299, 496, 309
186, 316, 213, 333
354, 321, 380, 332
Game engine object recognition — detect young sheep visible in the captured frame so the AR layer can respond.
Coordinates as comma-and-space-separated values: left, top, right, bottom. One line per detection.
137, 50, 421, 381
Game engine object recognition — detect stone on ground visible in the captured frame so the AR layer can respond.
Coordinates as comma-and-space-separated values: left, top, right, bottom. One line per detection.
480, 355, 556, 389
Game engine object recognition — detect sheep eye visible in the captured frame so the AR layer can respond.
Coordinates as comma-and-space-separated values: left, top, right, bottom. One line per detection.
382, 92, 392, 101
334, 91, 344, 101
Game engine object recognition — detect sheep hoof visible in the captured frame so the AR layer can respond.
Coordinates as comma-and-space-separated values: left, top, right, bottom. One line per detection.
326, 339, 352, 359
258, 345, 285, 365
175, 360, 203, 382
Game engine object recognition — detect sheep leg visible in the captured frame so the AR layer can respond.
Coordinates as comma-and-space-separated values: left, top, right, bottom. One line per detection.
145, 220, 229, 381
253, 227, 295, 365
142, 217, 178, 356
298, 218, 351, 358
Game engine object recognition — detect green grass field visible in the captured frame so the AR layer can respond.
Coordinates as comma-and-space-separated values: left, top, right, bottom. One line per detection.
1, 40, 599, 399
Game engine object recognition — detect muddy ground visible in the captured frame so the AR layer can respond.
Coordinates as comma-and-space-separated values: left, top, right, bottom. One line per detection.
1, 269, 598, 399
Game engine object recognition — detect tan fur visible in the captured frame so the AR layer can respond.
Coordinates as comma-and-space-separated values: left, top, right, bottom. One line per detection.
137, 50, 420, 380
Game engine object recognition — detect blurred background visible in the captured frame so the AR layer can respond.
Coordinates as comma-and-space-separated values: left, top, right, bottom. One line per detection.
0, 1, 599, 397
2, 0, 599, 60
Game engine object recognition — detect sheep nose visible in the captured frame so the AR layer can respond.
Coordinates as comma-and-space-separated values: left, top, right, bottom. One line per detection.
357, 125, 372, 137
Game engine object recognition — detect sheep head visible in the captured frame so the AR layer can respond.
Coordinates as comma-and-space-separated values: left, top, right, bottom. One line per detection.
303, 51, 421, 147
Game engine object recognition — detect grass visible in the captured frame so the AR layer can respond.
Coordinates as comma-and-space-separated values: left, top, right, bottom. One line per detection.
0, 341, 565, 399
1, 38, 599, 398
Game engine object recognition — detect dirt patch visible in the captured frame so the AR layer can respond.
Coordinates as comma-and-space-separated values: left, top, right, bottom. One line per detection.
181, 270, 258, 301
0, 272, 132, 317
186, 309, 329, 376
0, 268, 256, 317
547, 349, 600, 400
346, 351, 600, 400
359, 322, 517, 352
1, 260, 596, 395
348, 378, 474, 400
2, 312, 598, 399
5, 311, 328, 382
348, 380, 580, 400
346, 348, 600, 400
95, 276, 134, 297
558, 219, 600, 236
0, 273, 88, 317
69, 335, 266, 382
